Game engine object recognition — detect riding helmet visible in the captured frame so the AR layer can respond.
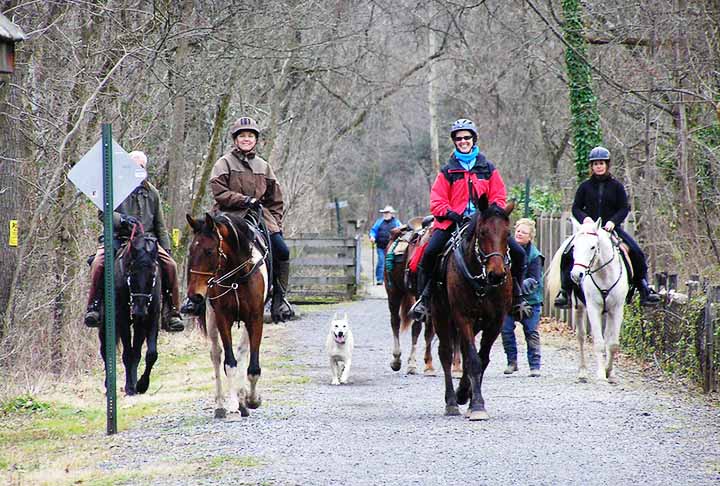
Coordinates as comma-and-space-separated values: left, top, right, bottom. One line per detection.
450, 118, 478, 143
230, 116, 260, 139
588, 146, 611, 163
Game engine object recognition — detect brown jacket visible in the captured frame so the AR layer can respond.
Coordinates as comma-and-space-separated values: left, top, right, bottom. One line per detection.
100, 180, 172, 251
209, 148, 284, 233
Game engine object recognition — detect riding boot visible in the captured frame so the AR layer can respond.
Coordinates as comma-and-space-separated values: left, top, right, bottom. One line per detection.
554, 251, 573, 309
161, 292, 185, 332
409, 265, 432, 321
84, 259, 104, 328
638, 278, 661, 306
271, 259, 296, 322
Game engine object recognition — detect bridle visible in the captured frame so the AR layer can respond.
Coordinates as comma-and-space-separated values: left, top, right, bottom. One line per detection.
188, 215, 268, 313
453, 221, 510, 297
573, 229, 623, 313
473, 235, 511, 288
125, 226, 158, 315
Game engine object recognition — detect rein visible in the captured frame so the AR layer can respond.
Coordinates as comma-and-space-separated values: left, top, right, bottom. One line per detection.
573, 230, 623, 314
125, 225, 158, 316
202, 215, 268, 319
453, 228, 510, 297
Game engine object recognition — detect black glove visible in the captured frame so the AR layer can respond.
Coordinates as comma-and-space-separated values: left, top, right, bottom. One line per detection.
245, 197, 261, 210
521, 277, 538, 295
512, 300, 533, 320
120, 215, 140, 227
445, 210, 463, 224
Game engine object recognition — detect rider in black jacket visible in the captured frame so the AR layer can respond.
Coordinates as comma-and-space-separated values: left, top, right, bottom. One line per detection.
554, 146, 660, 308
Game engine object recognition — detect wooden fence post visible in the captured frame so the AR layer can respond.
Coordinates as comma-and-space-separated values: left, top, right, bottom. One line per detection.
703, 285, 719, 394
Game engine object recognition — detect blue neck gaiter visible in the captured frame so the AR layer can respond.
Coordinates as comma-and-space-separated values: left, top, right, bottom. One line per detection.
454, 146, 479, 171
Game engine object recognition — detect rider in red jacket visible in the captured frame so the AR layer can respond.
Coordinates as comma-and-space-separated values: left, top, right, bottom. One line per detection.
409, 118, 527, 320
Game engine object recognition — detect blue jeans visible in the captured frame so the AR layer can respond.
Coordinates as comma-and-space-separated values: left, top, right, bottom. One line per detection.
502, 304, 541, 369
375, 247, 386, 283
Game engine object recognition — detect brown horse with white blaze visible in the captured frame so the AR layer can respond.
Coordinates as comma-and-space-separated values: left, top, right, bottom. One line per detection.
431, 199, 514, 420
183, 212, 269, 419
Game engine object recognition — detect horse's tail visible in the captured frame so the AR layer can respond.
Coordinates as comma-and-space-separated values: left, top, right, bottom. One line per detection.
545, 236, 572, 304
400, 293, 413, 333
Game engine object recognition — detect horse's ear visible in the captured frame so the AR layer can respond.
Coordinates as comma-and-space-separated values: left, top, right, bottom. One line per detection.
571, 217, 581, 233
204, 212, 216, 231
187, 213, 202, 232
477, 194, 489, 213
504, 200, 515, 216
594, 217, 602, 231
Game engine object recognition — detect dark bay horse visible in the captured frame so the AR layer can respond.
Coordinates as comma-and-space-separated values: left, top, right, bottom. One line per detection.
100, 227, 162, 395
184, 212, 269, 419
384, 224, 435, 375
431, 199, 514, 420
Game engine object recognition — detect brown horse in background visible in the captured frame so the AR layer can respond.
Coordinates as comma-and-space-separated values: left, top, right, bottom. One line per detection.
431, 198, 514, 420
384, 222, 435, 375
183, 212, 269, 419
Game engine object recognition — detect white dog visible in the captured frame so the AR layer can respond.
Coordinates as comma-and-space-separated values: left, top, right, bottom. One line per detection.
325, 313, 354, 385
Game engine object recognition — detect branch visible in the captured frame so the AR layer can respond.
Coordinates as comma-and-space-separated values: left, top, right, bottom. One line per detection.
3, 49, 135, 333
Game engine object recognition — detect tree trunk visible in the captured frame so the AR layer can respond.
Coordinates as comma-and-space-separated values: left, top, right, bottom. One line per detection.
0, 75, 21, 336
166, 0, 194, 237
427, 3, 440, 176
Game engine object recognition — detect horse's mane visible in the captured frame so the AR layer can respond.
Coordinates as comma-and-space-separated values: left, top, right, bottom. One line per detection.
212, 212, 253, 255
481, 203, 508, 222
465, 203, 508, 241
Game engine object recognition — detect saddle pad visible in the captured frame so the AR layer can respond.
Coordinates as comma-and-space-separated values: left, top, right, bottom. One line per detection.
618, 242, 634, 282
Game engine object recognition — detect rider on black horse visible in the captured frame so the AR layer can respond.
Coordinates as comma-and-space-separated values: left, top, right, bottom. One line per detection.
182, 116, 295, 322
554, 146, 661, 308
84, 150, 185, 332
409, 118, 528, 321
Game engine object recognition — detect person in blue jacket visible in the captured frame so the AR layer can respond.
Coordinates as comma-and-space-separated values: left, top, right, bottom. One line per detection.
502, 218, 544, 377
369, 206, 402, 285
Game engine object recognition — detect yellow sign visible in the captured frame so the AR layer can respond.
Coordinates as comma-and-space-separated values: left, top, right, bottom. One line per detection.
172, 228, 180, 248
9, 220, 18, 247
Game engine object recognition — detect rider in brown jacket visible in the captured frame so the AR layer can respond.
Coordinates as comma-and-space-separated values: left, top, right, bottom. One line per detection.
208, 116, 295, 322
84, 151, 184, 332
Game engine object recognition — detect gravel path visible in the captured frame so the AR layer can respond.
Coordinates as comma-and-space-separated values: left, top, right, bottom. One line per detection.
100, 282, 720, 486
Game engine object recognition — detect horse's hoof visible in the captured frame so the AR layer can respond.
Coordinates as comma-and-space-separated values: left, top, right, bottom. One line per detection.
136, 377, 149, 394
451, 370, 463, 379
247, 396, 262, 409
468, 409, 490, 421
239, 404, 250, 417
423, 367, 436, 377
445, 405, 461, 416
390, 360, 401, 372
125, 388, 136, 396
577, 375, 588, 383
407, 365, 417, 375
456, 391, 469, 406
214, 408, 227, 419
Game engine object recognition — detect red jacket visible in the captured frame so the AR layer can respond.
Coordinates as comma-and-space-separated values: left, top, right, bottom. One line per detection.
430, 152, 507, 230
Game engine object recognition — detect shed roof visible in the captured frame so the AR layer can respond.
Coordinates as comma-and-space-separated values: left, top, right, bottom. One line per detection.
0, 13, 26, 41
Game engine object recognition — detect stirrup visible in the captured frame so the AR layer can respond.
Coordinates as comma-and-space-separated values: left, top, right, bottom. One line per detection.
163, 316, 185, 332
553, 291, 570, 309
409, 298, 428, 321
84, 310, 101, 328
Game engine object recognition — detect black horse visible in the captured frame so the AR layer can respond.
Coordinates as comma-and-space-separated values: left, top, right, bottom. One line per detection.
99, 227, 162, 395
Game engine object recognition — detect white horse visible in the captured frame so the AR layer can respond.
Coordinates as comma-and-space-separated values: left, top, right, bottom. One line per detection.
546, 218, 629, 383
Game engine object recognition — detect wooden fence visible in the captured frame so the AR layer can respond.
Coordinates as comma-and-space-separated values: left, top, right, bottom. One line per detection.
286, 236, 361, 302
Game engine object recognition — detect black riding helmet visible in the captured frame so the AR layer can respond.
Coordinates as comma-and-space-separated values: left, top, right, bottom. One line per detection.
588, 146, 610, 164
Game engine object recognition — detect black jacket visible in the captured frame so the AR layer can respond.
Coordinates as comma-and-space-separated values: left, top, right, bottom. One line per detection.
572, 174, 629, 228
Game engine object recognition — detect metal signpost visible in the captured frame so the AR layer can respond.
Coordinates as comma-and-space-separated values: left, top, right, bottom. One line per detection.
101, 125, 117, 435
68, 124, 145, 435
